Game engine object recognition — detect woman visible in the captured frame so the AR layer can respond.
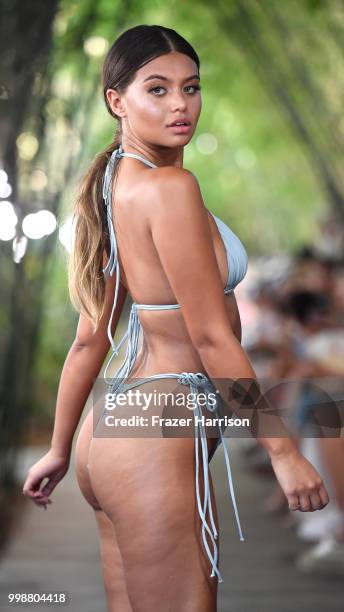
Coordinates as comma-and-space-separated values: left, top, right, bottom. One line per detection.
23, 25, 329, 612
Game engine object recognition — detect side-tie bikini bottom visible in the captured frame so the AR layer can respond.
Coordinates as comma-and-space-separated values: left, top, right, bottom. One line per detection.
95, 370, 245, 583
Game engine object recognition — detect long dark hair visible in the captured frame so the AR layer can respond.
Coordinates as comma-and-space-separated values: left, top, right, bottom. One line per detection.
68, 24, 200, 331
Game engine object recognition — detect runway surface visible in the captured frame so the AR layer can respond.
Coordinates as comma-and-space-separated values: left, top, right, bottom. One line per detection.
0, 422, 343, 611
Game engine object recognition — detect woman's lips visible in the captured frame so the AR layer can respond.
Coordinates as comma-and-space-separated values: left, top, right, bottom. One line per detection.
166, 124, 191, 133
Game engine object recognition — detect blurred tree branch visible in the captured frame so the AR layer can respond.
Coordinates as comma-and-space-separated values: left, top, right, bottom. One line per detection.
209, 0, 344, 223
0, 0, 134, 544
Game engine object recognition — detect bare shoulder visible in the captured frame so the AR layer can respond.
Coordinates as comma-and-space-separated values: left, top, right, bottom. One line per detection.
150, 165, 201, 198
151, 165, 198, 184
142, 165, 205, 224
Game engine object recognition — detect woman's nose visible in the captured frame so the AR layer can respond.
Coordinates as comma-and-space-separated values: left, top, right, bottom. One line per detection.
169, 92, 187, 111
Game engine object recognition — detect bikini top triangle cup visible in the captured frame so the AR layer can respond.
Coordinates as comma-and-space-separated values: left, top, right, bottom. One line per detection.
102, 146, 248, 360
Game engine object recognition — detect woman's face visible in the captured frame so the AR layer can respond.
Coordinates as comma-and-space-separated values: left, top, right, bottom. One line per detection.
108, 51, 202, 148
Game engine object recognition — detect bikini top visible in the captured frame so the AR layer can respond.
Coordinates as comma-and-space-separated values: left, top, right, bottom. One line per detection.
102, 145, 248, 381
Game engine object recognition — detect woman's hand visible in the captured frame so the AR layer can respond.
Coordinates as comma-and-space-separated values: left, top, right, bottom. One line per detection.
22, 448, 70, 509
269, 446, 330, 512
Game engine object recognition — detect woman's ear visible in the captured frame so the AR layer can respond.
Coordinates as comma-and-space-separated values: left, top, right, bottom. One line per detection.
106, 88, 127, 119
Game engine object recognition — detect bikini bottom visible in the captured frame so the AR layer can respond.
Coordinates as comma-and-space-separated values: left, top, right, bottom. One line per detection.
99, 370, 245, 583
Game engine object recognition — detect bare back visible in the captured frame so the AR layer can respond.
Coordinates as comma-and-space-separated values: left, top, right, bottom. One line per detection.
111, 157, 242, 378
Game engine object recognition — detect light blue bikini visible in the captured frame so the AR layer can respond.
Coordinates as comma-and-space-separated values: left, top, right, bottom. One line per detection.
101, 145, 248, 583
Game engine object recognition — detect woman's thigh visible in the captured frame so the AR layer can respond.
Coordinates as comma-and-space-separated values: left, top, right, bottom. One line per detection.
75, 410, 133, 611
88, 434, 219, 612
94, 509, 133, 612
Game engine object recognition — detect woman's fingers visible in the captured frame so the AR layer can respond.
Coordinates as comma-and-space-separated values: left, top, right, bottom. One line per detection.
21, 450, 69, 510
39, 477, 58, 498
271, 448, 331, 514
298, 493, 312, 512
23, 473, 52, 507
288, 494, 300, 511
33, 490, 52, 505
22, 472, 40, 499
318, 483, 330, 507
288, 486, 329, 512
308, 491, 322, 511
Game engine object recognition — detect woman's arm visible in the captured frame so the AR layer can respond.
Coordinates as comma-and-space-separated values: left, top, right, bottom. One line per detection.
50, 273, 128, 458
150, 170, 289, 450
147, 167, 329, 512
22, 262, 127, 507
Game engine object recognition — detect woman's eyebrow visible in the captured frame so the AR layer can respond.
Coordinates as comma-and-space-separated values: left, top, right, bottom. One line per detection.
143, 74, 200, 83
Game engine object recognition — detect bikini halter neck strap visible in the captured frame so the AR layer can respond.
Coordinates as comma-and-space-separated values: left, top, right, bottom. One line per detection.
103, 145, 157, 198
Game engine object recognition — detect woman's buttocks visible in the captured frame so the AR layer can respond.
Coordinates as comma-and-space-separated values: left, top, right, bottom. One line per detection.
130, 291, 241, 378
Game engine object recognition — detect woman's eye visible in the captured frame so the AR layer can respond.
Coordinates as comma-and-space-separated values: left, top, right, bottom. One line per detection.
185, 85, 201, 93
149, 86, 166, 95
148, 84, 201, 96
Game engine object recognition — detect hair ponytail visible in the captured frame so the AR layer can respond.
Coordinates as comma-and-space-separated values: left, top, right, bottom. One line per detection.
68, 126, 121, 333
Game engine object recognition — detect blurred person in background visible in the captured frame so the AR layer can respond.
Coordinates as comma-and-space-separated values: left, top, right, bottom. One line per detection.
282, 285, 344, 576
244, 254, 344, 576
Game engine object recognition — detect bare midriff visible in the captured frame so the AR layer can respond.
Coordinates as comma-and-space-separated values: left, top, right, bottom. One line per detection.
128, 291, 241, 380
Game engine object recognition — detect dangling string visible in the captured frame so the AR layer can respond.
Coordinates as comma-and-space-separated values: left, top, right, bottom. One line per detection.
177, 372, 245, 580
218, 422, 245, 542
102, 146, 131, 362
